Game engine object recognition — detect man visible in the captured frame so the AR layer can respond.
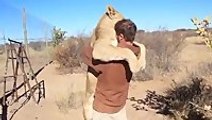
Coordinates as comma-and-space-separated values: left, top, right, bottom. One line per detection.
81, 19, 141, 120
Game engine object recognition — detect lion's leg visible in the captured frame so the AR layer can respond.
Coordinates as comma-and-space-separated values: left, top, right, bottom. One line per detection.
127, 42, 146, 73
93, 42, 146, 73
83, 72, 97, 120
83, 93, 94, 120
92, 42, 132, 61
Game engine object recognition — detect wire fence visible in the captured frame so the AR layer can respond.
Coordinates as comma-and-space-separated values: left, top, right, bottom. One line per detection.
0, 1, 54, 46
0, 4, 55, 78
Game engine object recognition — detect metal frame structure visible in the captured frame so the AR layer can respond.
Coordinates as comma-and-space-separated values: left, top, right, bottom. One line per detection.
0, 39, 45, 120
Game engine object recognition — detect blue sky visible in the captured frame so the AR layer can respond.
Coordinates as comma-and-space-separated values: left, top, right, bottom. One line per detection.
0, 0, 212, 42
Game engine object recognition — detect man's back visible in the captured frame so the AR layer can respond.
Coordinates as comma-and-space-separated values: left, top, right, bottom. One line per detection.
93, 60, 132, 113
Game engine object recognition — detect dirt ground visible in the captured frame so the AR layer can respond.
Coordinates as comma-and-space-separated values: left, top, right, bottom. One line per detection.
10, 63, 171, 120
0, 36, 211, 120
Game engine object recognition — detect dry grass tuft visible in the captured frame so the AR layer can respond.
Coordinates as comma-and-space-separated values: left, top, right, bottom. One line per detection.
133, 30, 186, 80
130, 77, 212, 120
52, 37, 86, 74
55, 91, 83, 114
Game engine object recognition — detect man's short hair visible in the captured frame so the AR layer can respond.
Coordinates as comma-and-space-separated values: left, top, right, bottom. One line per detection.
114, 19, 137, 42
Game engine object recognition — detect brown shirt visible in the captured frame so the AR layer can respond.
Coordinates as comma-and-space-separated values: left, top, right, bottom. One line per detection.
81, 43, 139, 113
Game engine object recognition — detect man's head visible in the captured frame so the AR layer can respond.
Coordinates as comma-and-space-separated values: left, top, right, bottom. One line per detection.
115, 19, 137, 44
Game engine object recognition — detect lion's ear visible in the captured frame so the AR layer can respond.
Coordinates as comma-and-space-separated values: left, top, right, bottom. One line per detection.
106, 5, 116, 18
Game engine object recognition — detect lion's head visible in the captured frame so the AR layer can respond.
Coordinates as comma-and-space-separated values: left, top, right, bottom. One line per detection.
90, 5, 124, 46
97, 5, 124, 28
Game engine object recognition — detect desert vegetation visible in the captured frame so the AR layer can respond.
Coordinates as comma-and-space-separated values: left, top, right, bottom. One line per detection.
52, 36, 87, 74
129, 77, 212, 120
128, 17, 212, 120
0, 21, 211, 120
191, 17, 212, 49
133, 30, 186, 80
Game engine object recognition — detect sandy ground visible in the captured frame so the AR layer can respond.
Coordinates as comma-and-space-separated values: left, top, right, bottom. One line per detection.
183, 37, 212, 64
10, 63, 171, 120
1, 36, 211, 120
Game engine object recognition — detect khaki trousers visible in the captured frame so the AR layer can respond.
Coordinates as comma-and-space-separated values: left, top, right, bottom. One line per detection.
92, 106, 127, 120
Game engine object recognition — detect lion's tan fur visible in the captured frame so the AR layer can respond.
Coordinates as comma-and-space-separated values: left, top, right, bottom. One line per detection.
90, 6, 146, 73
82, 5, 146, 120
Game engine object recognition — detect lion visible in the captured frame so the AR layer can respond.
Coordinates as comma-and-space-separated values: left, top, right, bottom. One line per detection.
82, 5, 146, 120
